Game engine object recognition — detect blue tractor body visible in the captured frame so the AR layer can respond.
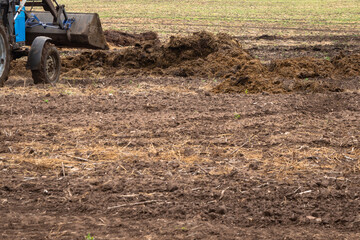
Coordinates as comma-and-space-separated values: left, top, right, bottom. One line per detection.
14, 6, 25, 43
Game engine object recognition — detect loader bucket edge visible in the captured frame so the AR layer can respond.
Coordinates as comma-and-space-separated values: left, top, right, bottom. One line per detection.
25, 12, 108, 50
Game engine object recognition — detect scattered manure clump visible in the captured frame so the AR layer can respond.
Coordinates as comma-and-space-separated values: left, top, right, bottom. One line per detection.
59, 31, 360, 93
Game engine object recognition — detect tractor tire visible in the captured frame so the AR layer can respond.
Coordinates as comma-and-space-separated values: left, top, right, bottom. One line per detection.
0, 24, 10, 87
32, 42, 61, 85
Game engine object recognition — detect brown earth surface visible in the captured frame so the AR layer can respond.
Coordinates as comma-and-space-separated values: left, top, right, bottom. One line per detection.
1, 31, 360, 239
104, 30, 159, 47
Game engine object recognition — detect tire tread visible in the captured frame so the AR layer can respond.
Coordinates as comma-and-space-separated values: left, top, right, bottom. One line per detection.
32, 42, 61, 84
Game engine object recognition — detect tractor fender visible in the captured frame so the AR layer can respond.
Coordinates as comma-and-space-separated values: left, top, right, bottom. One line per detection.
26, 36, 52, 70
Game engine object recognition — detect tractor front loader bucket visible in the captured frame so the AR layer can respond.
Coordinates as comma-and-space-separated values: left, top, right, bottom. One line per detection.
26, 12, 108, 50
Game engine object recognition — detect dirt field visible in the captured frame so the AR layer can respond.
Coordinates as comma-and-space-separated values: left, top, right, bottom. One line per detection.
1, 28, 360, 239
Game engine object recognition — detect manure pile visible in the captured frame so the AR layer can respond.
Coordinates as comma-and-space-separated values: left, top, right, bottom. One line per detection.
104, 30, 159, 47
61, 31, 360, 93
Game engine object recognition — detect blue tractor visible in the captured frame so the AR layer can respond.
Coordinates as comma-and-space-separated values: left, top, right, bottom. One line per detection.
0, 0, 107, 86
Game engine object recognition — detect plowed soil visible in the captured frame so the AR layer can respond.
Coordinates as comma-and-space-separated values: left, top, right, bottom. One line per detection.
1, 30, 359, 239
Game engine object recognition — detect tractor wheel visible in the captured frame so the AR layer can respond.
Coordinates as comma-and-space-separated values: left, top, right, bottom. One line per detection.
32, 42, 61, 85
0, 24, 10, 87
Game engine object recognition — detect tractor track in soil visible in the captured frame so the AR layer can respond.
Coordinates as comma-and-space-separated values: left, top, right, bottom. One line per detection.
0, 31, 359, 239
